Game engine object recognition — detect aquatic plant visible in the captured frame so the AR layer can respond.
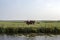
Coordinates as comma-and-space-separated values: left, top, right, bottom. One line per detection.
0, 21, 60, 36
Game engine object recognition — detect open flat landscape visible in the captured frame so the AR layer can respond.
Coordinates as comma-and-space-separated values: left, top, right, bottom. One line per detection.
0, 20, 60, 37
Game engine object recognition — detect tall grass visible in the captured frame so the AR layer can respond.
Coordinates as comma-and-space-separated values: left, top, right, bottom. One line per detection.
0, 26, 60, 35
0, 21, 60, 36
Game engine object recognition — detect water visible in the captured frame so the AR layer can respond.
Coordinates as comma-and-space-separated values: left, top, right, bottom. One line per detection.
0, 35, 60, 40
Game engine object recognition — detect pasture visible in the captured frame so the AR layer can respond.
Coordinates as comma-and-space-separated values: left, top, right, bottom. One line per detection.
0, 21, 60, 36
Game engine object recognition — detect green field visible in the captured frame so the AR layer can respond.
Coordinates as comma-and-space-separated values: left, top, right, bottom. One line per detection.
0, 21, 60, 28
0, 21, 60, 36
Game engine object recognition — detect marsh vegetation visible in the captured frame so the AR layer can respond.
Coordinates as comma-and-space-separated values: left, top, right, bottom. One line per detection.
0, 21, 60, 37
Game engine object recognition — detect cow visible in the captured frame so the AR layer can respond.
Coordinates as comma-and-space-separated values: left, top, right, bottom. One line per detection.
25, 20, 35, 25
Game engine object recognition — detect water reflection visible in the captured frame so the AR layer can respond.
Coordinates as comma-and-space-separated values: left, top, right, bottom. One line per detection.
0, 35, 27, 40
0, 35, 60, 40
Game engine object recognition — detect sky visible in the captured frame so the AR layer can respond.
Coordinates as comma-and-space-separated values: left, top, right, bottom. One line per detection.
0, 0, 60, 20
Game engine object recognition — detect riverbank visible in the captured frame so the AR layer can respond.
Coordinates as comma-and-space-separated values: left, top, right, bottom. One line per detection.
0, 21, 60, 37
0, 27, 60, 35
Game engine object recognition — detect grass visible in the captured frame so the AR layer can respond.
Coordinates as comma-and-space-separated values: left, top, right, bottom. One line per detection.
0, 21, 60, 36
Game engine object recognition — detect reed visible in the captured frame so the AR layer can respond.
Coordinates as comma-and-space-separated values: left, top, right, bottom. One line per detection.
0, 21, 60, 36
0, 26, 60, 35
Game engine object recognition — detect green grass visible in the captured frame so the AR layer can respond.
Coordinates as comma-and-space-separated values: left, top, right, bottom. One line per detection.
0, 21, 60, 36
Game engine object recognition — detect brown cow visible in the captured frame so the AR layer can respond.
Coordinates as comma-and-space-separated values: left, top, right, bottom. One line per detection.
25, 20, 35, 25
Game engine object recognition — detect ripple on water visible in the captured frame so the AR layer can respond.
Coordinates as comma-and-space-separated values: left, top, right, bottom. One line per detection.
0, 35, 60, 40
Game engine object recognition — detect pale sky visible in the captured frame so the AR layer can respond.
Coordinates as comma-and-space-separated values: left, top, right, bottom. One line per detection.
0, 0, 60, 20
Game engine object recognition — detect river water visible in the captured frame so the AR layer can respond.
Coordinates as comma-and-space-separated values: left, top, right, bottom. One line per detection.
0, 35, 60, 40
